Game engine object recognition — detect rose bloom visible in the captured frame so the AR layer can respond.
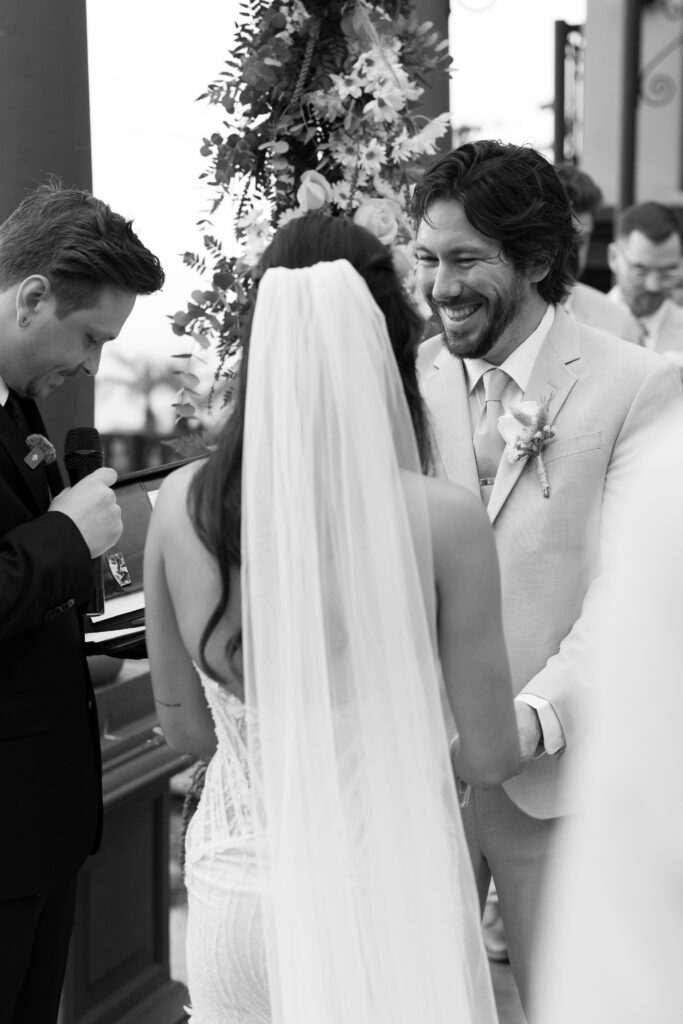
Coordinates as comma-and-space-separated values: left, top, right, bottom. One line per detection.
296, 170, 333, 211
353, 197, 402, 246
497, 403, 539, 450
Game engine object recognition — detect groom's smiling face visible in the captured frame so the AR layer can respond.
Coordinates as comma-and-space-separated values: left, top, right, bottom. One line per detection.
415, 198, 542, 365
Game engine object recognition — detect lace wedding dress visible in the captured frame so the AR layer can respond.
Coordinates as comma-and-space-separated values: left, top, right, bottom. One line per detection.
184, 668, 269, 1024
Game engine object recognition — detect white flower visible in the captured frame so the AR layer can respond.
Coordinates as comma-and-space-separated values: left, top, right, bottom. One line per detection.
296, 170, 333, 211
409, 113, 451, 156
277, 207, 306, 229
363, 89, 405, 124
329, 180, 353, 210
329, 71, 365, 101
330, 135, 360, 170
498, 403, 538, 450
358, 138, 386, 176
309, 89, 346, 120
236, 206, 270, 231
353, 197, 402, 246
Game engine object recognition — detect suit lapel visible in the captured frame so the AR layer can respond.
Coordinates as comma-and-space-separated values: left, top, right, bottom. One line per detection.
0, 399, 55, 514
487, 307, 580, 524
421, 344, 480, 495
24, 400, 65, 498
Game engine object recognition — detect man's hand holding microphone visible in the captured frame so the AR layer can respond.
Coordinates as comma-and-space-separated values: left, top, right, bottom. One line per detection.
49, 467, 122, 559
49, 428, 123, 615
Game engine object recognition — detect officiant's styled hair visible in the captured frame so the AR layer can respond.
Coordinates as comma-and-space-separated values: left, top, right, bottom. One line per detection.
615, 201, 681, 245
189, 212, 432, 673
0, 182, 164, 314
411, 140, 578, 305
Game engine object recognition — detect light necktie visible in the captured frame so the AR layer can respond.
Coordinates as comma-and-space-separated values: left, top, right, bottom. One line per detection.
473, 367, 509, 506
636, 320, 649, 347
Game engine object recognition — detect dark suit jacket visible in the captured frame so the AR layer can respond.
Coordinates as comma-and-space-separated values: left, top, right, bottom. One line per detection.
0, 395, 102, 899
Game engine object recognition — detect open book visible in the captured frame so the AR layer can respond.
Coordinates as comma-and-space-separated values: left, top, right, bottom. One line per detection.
84, 457, 202, 658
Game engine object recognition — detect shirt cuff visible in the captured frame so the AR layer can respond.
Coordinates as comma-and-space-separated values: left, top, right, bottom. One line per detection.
515, 693, 566, 756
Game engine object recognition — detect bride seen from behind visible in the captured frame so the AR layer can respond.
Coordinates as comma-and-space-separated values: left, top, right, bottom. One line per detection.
144, 213, 520, 1023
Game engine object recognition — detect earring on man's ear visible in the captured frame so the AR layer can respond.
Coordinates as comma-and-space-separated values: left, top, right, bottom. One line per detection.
20, 316, 29, 327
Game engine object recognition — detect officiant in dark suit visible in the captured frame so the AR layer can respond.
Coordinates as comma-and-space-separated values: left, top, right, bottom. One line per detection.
0, 184, 163, 1023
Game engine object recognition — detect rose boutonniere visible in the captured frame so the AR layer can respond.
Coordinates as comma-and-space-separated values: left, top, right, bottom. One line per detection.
25, 433, 56, 470
497, 395, 555, 498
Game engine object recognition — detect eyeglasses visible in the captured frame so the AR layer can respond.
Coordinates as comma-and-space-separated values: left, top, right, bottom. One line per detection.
616, 247, 681, 285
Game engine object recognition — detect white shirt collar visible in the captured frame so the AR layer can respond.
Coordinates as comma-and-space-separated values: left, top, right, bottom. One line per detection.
607, 286, 671, 342
0, 373, 8, 407
463, 303, 555, 394
638, 297, 671, 338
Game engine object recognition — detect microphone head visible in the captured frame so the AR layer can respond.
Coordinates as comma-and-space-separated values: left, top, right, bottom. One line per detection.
64, 427, 103, 484
65, 427, 102, 457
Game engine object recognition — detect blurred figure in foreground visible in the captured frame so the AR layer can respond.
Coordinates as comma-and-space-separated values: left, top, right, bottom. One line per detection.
608, 201, 683, 359
533, 409, 683, 1023
555, 164, 639, 342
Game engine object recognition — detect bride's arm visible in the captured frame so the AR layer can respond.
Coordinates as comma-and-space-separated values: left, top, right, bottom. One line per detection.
144, 470, 217, 758
427, 479, 520, 787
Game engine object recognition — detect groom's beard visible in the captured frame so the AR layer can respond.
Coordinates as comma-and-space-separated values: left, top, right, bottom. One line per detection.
430, 271, 526, 361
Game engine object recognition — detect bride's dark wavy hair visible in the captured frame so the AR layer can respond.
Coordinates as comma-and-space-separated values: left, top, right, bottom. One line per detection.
188, 211, 432, 673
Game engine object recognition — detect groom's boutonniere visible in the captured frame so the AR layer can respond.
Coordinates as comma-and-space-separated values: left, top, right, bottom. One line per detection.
497, 394, 555, 498
24, 433, 56, 470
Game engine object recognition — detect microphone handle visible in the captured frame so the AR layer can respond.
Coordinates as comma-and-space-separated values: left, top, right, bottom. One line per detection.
89, 557, 106, 617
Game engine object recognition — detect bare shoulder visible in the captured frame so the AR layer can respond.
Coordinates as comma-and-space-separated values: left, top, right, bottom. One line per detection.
152, 459, 205, 525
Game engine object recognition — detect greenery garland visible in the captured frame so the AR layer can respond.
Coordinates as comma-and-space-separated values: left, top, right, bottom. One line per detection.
171, 0, 451, 427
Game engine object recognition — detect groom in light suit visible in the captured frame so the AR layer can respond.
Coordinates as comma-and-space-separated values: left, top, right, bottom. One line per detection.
412, 141, 682, 1013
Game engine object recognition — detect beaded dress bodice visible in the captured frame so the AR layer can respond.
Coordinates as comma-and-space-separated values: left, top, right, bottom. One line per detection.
184, 667, 270, 1024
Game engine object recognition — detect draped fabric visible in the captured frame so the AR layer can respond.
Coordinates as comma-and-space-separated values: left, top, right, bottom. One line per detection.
241, 260, 497, 1024
533, 410, 683, 1023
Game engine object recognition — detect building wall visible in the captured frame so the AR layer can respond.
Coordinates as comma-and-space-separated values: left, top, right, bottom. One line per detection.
583, 0, 683, 207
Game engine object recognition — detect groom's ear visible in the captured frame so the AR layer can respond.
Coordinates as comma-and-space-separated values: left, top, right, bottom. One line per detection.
527, 259, 551, 286
607, 242, 619, 276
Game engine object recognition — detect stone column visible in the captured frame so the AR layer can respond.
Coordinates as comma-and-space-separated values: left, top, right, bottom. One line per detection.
415, 0, 451, 143
0, 0, 94, 446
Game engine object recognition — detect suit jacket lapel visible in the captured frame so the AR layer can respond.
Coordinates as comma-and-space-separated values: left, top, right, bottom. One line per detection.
422, 344, 480, 495
0, 399, 56, 514
24, 400, 65, 498
487, 307, 580, 524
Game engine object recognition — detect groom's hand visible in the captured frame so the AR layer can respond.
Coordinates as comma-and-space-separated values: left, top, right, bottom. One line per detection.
514, 702, 543, 764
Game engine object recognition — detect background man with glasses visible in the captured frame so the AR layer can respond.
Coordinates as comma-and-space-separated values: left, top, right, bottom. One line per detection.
608, 201, 683, 362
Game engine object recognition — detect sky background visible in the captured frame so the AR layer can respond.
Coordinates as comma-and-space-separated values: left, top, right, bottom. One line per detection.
87, 0, 586, 433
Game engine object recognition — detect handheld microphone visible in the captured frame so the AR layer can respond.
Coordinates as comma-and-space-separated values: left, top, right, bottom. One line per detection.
64, 427, 106, 617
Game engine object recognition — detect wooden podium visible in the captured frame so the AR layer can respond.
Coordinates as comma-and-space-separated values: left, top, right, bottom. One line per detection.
59, 661, 190, 1024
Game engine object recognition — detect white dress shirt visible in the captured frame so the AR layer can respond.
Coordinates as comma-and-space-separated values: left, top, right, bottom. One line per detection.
463, 304, 566, 757
0, 373, 8, 407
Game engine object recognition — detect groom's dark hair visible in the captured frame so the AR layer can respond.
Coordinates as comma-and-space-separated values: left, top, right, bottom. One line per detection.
411, 140, 578, 305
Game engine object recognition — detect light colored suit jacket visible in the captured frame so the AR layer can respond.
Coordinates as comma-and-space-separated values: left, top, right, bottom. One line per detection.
567, 281, 639, 343
607, 289, 683, 358
418, 306, 681, 819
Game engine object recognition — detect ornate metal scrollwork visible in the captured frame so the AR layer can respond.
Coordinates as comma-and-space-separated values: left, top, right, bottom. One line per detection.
639, 31, 683, 106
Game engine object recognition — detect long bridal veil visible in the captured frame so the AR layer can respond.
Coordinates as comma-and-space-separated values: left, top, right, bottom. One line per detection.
533, 409, 683, 1023
241, 260, 497, 1024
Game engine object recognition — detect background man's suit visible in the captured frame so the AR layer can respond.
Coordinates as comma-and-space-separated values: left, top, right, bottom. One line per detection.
0, 394, 102, 1018
418, 305, 681, 998
566, 280, 639, 343
607, 288, 683, 358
